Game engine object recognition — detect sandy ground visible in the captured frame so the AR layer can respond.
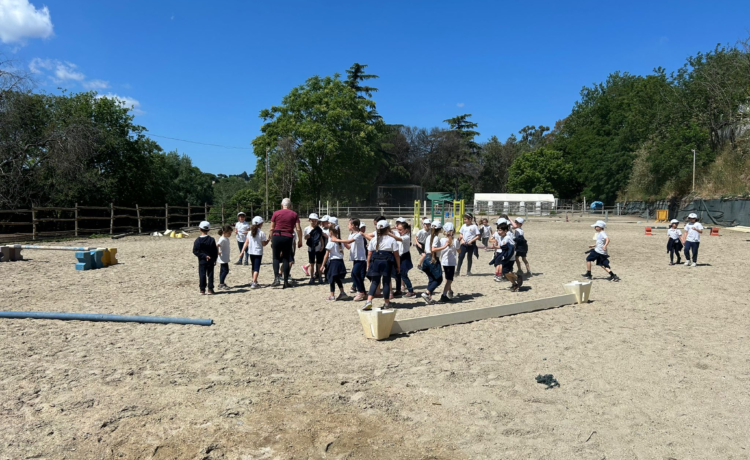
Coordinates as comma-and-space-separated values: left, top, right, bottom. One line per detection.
1, 217, 749, 459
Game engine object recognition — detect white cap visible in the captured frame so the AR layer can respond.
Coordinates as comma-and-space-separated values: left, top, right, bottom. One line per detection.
376, 220, 390, 229
237, 211, 246, 217
199, 221, 210, 230
496, 218, 508, 225
670, 219, 680, 224
423, 218, 431, 224
251, 216, 264, 225
591, 220, 607, 228
431, 220, 442, 229
309, 213, 319, 220
328, 216, 338, 226
359, 222, 366, 228
443, 222, 454, 232
320, 215, 330, 222
688, 213, 698, 219
515, 217, 525, 224
395, 217, 407, 223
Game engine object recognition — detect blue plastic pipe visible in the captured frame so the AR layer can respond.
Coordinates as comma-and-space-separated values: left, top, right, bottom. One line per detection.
0, 311, 212, 326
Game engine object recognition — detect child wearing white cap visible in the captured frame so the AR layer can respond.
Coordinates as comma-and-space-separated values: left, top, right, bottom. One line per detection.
417, 220, 444, 304
193, 221, 218, 294
217, 225, 233, 290
513, 217, 531, 278
415, 218, 431, 256
489, 221, 522, 291
583, 220, 620, 281
344, 219, 367, 300
320, 220, 349, 301
683, 213, 703, 267
234, 212, 250, 265
480, 218, 492, 250
436, 222, 460, 301
239, 216, 269, 288
395, 219, 417, 298
667, 219, 683, 265
303, 213, 326, 284
363, 220, 401, 310
456, 213, 480, 276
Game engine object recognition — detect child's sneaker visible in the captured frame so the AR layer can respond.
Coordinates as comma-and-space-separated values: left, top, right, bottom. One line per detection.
447, 290, 454, 299
609, 274, 621, 282
393, 290, 403, 297
421, 293, 434, 304
684, 261, 691, 266
349, 286, 357, 293
250, 282, 260, 289
691, 262, 697, 267
326, 295, 336, 301
582, 272, 592, 279
207, 289, 215, 295
302, 265, 310, 276
353, 293, 365, 301
510, 284, 520, 292
439, 294, 451, 302
494, 275, 503, 282
200, 290, 206, 295
362, 301, 373, 311
404, 292, 417, 298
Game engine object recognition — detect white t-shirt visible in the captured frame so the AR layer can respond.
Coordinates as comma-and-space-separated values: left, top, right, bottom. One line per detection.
416, 228, 429, 245
424, 234, 441, 254
245, 230, 267, 255
500, 234, 516, 261
492, 232, 504, 253
439, 237, 460, 266
668, 228, 682, 240
368, 235, 399, 252
304, 225, 324, 252
217, 236, 231, 264
595, 231, 608, 255
348, 232, 367, 261
515, 227, 524, 238
325, 241, 344, 260
399, 233, 411, 256
459, 224, 480, 246
235, 221, 250, 242
481, 225, 492, 239
685, 222, 703, 242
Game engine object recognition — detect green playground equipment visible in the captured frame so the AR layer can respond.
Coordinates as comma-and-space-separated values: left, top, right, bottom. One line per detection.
426, 192, 465, 228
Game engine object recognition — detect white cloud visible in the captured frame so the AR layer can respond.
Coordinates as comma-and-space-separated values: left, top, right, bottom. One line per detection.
28, 56, 53, 73
0, 0, 54, 44
54, 61, 84, 81
83, 79, 109, 90
456, 102, 465, 107
97, 93, 145, 116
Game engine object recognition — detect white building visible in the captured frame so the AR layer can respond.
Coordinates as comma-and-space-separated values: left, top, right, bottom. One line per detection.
473, 193, 557, 216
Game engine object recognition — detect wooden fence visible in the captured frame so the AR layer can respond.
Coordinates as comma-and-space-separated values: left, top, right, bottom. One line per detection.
0, 203, 239, 243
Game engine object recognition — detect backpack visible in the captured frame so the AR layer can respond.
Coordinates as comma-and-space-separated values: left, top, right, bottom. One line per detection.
306, 226, 323, 251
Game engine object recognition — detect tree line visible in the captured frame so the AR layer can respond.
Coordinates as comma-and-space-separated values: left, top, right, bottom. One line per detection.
2, 38, 750, 213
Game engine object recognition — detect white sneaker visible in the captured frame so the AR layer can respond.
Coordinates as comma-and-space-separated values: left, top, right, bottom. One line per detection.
421, 293, 433, 304
684, 261, 691, 266
447, 290, 454, 300
691, 262, 697, 267
362, 301, 373, 311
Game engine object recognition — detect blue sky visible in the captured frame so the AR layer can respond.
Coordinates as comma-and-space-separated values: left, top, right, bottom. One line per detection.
3, 0, 750, 176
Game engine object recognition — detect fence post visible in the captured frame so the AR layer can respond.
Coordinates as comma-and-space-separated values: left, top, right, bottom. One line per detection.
337, 201, 339, 216
32, 206, 37, 241
136, 204, 142, 234
75, 203, 79, 237
165, 203, 169, 231
221, 203, 225, 226
110, 203, 114, 235
187, 202, 191, 228
204, 202, 208, 221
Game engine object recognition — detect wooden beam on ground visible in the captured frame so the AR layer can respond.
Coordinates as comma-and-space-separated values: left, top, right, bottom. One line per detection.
389, 293, 578, 335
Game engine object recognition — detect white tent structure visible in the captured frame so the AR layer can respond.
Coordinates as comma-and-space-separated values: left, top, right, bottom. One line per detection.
473, 193, 557, 216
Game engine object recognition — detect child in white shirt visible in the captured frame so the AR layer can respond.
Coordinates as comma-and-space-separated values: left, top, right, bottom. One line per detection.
239, 216, 269, 288
321, 222, 349, 301
683, 213, 704, 267
583, 220, 619, 281
436, 222, 460, 301
217, 226, 233, 289
667, 219, 683, 265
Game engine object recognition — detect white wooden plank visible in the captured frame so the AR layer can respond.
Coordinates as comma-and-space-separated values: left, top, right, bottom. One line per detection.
390, 293, 578, 335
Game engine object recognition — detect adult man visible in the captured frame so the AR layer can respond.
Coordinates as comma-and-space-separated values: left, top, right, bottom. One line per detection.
269, 198, 303, 288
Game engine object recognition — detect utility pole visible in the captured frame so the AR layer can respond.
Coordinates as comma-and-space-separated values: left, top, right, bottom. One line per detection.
692, 149, 696, 192
265, 147, 269, 220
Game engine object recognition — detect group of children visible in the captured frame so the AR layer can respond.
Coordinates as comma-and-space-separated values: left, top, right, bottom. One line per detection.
666, 212, 704, 266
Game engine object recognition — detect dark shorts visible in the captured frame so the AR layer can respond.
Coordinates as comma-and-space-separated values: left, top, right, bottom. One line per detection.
516, 250, 527, 258
308, 250, 325, 265
443, 265, 455, 281
416, 245, 425, 255
249, 254, 262, 272
586, 251, 610, 267
502, 260, 515, 275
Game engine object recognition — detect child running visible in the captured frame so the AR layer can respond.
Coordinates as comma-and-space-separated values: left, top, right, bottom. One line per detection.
217, 225, 233, 290
683, 213, 703, 267
303, 213, 325, 284
193, 221, 218, 295
490, 221, 523, 291
418, 221, 444, 304
583, 220, 620, 281
667, 219, 683, 265
320, 219, 349, 301
513, 217, 531, 278
239, 216, 269, 288
363, 220, 400, 310
396, 220, 417, 298
438, 222, 460, 301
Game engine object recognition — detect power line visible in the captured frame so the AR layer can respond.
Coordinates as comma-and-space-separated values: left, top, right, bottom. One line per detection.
146, 133, 252, 150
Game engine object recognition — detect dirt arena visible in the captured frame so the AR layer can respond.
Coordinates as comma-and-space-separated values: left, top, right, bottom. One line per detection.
1, 217, 748, 459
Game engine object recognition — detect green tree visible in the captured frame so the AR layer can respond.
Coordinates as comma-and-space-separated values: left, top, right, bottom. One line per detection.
507, 147, 576, 197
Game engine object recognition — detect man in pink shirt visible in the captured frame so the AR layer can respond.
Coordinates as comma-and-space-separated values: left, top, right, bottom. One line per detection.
269, 198, 303, 288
